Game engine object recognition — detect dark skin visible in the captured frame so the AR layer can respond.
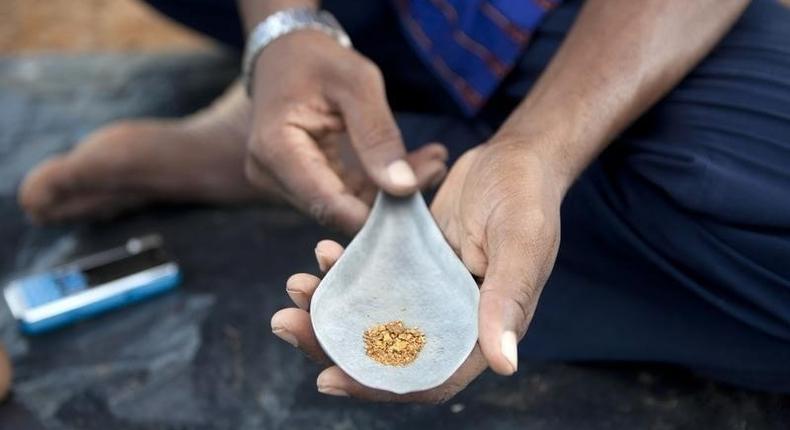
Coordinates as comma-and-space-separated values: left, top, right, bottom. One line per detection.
264, 0, 751, 402
12, 0, 750, 403
0, 345, 10, 401
240, 0, 447, 234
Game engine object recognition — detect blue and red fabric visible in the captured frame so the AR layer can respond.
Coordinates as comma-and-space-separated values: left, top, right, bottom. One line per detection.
394, 0, 560, 116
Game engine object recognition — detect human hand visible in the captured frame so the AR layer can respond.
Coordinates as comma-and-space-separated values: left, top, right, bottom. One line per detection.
244, 30, 447, 234
271, 239, 489, 403
270, 139, 568, 402
429, 139, 565, 375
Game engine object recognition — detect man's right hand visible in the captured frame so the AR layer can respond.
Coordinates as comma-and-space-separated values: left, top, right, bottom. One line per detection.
244, 30, 447, 234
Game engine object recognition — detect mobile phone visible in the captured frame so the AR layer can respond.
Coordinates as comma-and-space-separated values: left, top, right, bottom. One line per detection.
3, 234, 181, 334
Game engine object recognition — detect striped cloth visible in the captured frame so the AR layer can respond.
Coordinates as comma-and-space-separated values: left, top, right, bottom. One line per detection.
394, 0, 560, 116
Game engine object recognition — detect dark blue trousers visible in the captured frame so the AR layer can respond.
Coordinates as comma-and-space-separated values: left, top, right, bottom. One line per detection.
145, 0, 790, 392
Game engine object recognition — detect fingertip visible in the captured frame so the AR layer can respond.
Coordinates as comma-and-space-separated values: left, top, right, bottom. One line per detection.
286, 272, 319, 289
318, 366, 360, 397
271, 309, 299, 348
286, 292, 309, 312
416, 160, 448, 190
423, 142, 449, 162
479, 333, 517, 376
405, 146, 447, 191
286, 273, 321, 308
270, 308, 292, 333
317, 366, 389, 400
286, 272, 321, 289
478, 291, 521, 376
315, 239, 344, 254
271, 307, 329, 362
317, 366, 350, 390
18, 156, 69, 216
318, 385, 350, 397
481, 343, 518, 376
315, 240, 344, 272
385, 159, 418, 196
500, 330, 519, 375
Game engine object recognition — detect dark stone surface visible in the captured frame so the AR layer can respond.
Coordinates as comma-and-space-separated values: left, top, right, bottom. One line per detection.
0, 52, 788, 429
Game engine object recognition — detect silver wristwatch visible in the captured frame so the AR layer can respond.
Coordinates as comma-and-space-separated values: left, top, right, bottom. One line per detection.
242, 8, 352, 96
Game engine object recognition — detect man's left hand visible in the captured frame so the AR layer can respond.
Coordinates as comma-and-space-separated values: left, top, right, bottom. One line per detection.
270, 138, 567, 402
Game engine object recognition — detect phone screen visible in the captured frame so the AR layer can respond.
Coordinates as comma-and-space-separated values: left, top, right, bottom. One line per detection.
82, 248, 171, 286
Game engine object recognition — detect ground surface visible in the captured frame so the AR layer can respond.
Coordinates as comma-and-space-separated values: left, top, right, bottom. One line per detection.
0, 52, 788, 430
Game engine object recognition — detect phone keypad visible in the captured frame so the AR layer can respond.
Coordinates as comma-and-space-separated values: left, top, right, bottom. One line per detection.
21, 271, 88, 307
56, 271, 88, 295
21, 275, 63, 306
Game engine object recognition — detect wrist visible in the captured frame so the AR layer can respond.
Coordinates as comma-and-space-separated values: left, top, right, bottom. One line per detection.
488, 125, 580, 198
243, 7, 351, 96
239, 0, 320, 31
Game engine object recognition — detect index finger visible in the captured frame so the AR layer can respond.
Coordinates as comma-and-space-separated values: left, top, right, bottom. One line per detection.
329, 63, 418, 196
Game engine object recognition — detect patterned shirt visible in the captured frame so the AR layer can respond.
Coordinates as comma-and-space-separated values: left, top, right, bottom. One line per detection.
395, 0, 560, 116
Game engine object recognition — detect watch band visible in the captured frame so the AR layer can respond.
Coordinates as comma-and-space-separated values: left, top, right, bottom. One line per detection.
242, 8, 352, 96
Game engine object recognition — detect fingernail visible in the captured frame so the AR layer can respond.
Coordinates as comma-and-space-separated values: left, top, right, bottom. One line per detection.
501, 330, 519, 374
315, 248, 330, 272
386, 159, 417, 189
286, 289, 309, 310
272, 327, 298, 347
317, 385, 349, 397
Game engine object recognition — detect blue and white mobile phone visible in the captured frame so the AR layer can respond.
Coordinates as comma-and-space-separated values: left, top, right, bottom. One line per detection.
3, 234, 181, 334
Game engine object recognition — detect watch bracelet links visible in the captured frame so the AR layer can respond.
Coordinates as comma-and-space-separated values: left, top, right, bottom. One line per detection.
242, 7, 352, 96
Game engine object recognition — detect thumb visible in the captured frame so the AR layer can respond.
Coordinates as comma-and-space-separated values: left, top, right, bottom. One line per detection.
477, 232, 542, 375
333, 64, 417, 196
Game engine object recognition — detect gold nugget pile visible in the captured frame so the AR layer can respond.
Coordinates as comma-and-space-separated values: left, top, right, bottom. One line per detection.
363, 320, 426, 366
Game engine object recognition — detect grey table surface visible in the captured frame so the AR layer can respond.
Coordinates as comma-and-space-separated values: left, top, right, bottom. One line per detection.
0, 51, 787, 430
